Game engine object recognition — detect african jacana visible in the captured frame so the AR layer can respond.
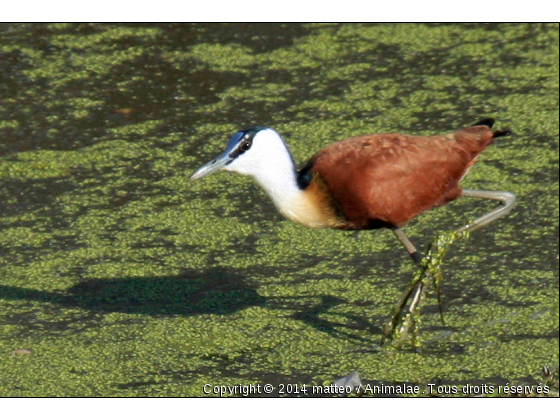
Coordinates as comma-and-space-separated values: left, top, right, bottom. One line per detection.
189, 119, 515, 265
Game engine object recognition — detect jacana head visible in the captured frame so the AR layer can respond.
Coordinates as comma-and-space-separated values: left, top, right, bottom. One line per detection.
189, 126, 295, 182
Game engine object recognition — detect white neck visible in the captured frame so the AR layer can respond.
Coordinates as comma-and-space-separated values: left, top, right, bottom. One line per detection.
255, 156, 337, 228
224, 129, 335, 228
252, 154, 304, 222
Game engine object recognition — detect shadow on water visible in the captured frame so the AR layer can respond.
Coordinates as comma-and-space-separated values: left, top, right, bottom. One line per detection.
0, 265, 378, 343
289, 296, 383, 343
0, 267, 262, 317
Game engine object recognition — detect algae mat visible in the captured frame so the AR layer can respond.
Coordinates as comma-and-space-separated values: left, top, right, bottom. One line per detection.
0, 23, 558, 397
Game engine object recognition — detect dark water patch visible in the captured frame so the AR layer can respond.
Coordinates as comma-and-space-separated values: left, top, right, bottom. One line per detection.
0, 176, 73, 218
1, 308, 104, 338
116, 379, 162, 390
176, 23, 314, 54
0, 235, 80, 267
497, 331, 559, 342
119, 23, 314, 55
0, 24, 238, 155
0, 24, 313, 157
438, 281, 539, 308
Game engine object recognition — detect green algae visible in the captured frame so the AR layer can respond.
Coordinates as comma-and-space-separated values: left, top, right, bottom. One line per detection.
0, 23, 558, 397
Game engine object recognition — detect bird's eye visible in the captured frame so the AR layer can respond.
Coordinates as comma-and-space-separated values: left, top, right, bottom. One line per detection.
240, 140, 252, 151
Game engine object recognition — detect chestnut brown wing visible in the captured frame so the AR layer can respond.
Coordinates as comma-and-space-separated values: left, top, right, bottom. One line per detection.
310, 127, 496, 229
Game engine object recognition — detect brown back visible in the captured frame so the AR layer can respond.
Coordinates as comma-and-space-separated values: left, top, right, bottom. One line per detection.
308, 125, 498, 229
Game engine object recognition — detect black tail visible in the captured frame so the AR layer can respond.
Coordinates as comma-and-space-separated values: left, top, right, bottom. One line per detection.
474, 118, 495, 128
492, 129, 511, 138
474, 118, 510, 138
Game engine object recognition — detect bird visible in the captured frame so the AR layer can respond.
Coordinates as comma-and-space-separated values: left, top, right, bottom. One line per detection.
189, 118, 515, 266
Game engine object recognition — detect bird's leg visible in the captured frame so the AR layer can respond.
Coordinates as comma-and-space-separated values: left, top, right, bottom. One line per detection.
385, 190, 516, 344
457, 189, 516, 233
392, 228, 423, 266
392, 228, 425, 313
392, 189, 516, 265
383, 228, 429, 344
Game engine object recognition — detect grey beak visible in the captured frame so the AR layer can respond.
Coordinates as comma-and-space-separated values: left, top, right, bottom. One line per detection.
189, 151, 232, 181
